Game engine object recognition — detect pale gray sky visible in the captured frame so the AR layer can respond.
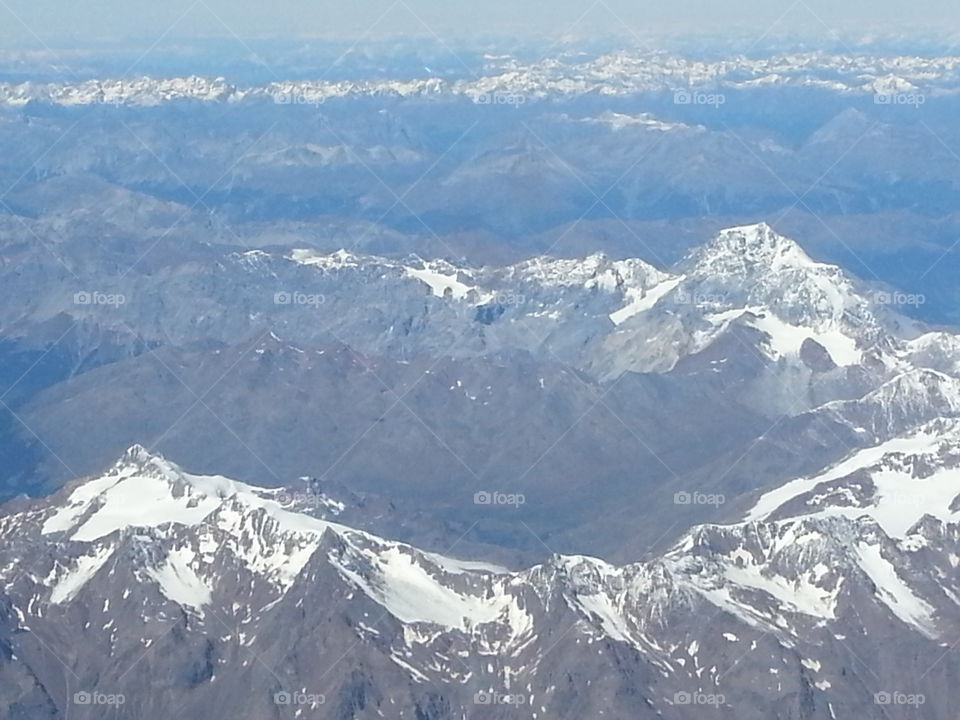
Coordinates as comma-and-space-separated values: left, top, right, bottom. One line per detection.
1, 0, 957, 45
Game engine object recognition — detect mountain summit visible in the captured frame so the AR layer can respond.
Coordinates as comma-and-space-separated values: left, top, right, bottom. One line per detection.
693, 222, 818, 270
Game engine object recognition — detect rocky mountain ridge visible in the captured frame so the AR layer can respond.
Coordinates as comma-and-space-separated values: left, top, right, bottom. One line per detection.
2, 441, 960, 718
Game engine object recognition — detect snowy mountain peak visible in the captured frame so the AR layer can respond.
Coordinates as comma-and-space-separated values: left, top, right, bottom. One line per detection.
38, 446, 316, 544
721, 220, 775, 236
669, 223, 880, 362
698, 222, 821, 272
118, 442, 157, 466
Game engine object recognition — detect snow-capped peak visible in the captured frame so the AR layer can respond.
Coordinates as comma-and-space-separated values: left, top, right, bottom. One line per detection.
39, 445, 338, 545
677, 223, 879, 346
693, 222, 824, 273
29, 448, 531, 624
119, 442, 155, 465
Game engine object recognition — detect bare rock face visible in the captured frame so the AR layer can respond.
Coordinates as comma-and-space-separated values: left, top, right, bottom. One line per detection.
800, 337, 838, 372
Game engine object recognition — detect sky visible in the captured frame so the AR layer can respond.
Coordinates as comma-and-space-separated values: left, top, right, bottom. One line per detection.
1, 0, 959, 46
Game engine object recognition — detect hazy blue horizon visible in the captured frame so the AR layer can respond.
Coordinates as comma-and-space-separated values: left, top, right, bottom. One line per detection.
2, 0, 960, 47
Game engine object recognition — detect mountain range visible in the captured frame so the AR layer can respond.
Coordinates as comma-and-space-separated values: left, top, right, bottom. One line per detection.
4, 31, 960, 719
3, 424, 960, 718
1, 50, 957, 107
3, 222, 960, 565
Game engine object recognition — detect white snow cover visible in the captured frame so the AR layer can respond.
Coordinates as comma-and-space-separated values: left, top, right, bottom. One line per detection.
720, 562, 842, 620
39, 447, 533, 641
609, 275, 684, 325
43, 448, 276, 542
577, 111, 704, 133
677, 223, 871, 366
747, 311, 861, 366
287, 246, 672, 320
48, 544, 115, 604
556, 555, 638, 643
745, 420, 960, 537
146, 546, 213, 611
288, 248, 368, 270
258, 220, 937, 395
579, 221, 892, 384
574, 590, 634, 642
404, 264, 478, 300
5, 52, 960, 108
666, 521, 849, 629
422, 553, 509, 575
41, 446, 346, 589
333, 546, 531, 636
856, 543, 937, 636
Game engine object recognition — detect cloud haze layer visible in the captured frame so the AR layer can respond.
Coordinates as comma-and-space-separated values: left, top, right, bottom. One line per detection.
1, 0, 959, 44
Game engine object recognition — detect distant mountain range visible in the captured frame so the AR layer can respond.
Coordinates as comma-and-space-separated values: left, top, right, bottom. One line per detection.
1, 51, 957, 107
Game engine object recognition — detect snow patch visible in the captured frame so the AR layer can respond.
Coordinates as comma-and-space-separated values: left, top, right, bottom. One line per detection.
147, 547, 212, 611
404, 265, 477, 300
856, 543, 936, 636
49, 545, 115, 604
609, 275, 684, 325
